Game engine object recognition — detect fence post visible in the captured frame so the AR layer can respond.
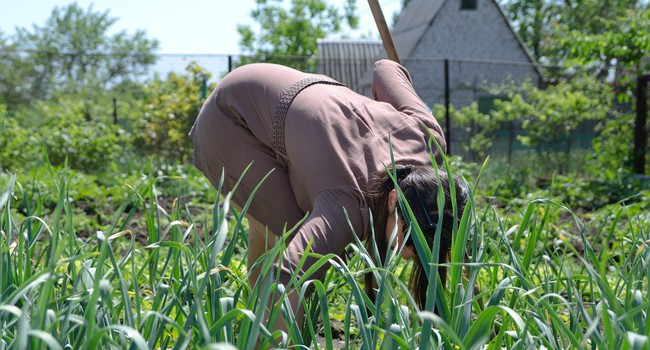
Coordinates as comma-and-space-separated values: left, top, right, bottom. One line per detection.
634, 74, 649, 175
444, 59, 451, 155
201, 77, 207, 99
508, 121, 514, 164
113, 98, 118, 125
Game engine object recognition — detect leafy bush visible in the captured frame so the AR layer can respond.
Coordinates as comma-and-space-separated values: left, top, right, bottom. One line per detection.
132, 62, 215, 162
2, 100, 134, 173
587, 110, 638, 180
491, 76, 611, 174
433, 103, 498, 163
549, 173, 650, 210
0, 106, 43, 171
44, 112, 132, 172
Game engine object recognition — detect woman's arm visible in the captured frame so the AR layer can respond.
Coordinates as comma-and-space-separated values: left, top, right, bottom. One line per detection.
371, 59, 447, 153
371, 59, 431, 117
277, 189, 366, 288
262, 189, 364, 333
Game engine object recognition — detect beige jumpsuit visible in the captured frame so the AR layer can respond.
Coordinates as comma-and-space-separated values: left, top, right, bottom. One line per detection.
189, 59, 446, 286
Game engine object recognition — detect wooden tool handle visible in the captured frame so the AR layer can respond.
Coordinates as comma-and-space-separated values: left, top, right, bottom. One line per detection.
367, 0, 401, 64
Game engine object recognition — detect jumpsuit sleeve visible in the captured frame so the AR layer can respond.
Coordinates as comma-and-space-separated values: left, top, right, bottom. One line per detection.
276, 189, 366, 290
371, 59, 447, 152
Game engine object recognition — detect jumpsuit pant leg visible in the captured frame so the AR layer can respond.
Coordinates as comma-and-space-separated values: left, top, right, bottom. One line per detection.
189, 63, 308, 238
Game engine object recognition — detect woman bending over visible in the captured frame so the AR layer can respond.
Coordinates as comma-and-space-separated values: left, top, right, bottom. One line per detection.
189, 59, 468, 325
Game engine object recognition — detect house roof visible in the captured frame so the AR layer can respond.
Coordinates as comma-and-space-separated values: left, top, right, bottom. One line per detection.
318, 0, 545, 95
391, 0, 544, 78
391, 0, 446, 60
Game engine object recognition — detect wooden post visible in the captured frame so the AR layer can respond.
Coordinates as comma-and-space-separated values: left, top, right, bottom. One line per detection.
113, 98, 118, 125
367, 0, 401, 64
508, 121, 514, 163
201, 77, 207, 99
634, 74, 649, 174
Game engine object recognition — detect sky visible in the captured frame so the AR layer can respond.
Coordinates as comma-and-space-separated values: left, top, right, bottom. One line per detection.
0, 0, 402, 55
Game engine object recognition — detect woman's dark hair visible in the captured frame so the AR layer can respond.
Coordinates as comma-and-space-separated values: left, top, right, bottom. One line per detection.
364, 164, 469, 310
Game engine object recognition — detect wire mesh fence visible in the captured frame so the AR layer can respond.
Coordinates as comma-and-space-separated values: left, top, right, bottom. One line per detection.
150, 54, 235, 81
5, 50, 641, 171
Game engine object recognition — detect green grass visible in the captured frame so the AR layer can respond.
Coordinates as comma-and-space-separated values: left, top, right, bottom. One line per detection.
1, 159, 649, 349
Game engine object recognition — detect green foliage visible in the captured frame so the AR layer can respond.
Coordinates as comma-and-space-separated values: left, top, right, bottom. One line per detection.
500, 0, 555, 62
0, 106, 42, 172
548, 174, 650, 210
1, 100, 133, 173
15, 3, 159, 95
41, 101, 132, 172
587, 111, 637, 181
480, 156, 535, 200
237, 0, 359, 71
501, 0, 648, 82
133, 62, 214, 162
0, 32, 27, 110
6, 3, 158, 115
490, 76, 611, 174
497, 0, 648, 180
1, 155, 649, 349
2, 59, 213, 172
434, 103, 499, 162
561, 8, 650, 103
563, 9, 650, 71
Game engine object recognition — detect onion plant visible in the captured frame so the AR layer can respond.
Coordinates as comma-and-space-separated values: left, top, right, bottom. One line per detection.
0, 152, 648, 349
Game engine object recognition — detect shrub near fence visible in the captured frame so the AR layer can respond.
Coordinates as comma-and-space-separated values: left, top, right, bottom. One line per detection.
0, 101, 132, 173
4, 52, 635, 177
157, 54, 629, 175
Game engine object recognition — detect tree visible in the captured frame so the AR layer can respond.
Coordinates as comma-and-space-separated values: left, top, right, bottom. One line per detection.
561, 9, 650, 94
500, 0, 648, 83
11, 3, 159, 118
500, 0, 556, 64
0, 31, 28, 110
237, 0, 359, 72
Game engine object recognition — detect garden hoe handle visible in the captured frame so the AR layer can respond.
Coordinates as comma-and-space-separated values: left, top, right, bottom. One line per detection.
367, 0, 401, 64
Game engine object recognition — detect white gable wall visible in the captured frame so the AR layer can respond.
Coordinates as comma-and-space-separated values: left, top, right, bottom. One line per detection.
415, 0, 529, 60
